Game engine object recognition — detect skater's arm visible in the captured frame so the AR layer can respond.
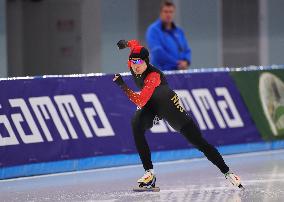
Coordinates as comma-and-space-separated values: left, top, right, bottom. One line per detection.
122, 72, 161, 107
113, 72, 161, 108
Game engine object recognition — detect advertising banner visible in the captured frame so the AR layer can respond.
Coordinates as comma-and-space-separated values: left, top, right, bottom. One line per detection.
0, 72, 260, 168
231, 69, 284, 140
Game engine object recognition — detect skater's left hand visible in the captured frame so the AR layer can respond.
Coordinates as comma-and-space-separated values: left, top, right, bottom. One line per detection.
113, 74, 125, 86
178, 60, 189, 70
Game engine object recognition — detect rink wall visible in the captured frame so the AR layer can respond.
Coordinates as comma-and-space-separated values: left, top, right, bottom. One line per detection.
0, 65, 284, 179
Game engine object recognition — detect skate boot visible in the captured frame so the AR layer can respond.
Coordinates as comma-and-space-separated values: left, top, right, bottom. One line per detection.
225, 171, 244, 189
133, 170, 160, 192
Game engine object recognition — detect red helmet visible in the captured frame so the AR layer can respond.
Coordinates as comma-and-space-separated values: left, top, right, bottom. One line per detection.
127, 40, 149, 68
117, 39, 149, 68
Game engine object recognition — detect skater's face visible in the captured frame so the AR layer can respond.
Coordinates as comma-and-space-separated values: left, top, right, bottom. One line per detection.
130, 59, 147, 75
160, 5, 175, 24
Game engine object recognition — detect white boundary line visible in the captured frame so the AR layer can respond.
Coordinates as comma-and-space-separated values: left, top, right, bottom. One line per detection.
1, 149, 284, 183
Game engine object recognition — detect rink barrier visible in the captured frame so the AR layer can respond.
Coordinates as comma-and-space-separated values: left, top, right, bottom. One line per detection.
0, 65, 284, 179
1, 64, 283, 80
1, 140, 284, 179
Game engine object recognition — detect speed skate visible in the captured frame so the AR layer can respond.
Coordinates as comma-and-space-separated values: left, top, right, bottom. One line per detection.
133, 170, 160, 192
133, 186, 160, 192
133, 180, 160, 192
225, 171, 245, 190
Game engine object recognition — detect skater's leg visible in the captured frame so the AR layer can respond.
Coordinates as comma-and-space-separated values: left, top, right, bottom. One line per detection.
158, 93, 241, 187
159, 92, 229, 173
180, 120, 229, 174
131, 108, 155, 171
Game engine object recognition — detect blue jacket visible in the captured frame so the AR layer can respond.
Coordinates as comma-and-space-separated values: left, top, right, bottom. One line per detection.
146, 19, 191, 71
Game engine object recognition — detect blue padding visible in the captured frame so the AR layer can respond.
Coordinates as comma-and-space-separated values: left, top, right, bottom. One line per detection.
1, 140, 284, 180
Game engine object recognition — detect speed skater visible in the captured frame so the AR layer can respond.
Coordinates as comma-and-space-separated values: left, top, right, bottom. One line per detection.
113, 39, 244, 190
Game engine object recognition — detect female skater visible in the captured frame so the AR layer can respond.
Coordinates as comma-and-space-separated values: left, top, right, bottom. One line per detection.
113, 39, 243, 190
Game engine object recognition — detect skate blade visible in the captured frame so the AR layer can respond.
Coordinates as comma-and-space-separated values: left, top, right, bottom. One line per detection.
238, 184, 245, 190
133, 187, 160, 192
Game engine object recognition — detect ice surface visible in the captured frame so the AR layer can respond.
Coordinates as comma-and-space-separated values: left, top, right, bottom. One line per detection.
1, 149, 284, 202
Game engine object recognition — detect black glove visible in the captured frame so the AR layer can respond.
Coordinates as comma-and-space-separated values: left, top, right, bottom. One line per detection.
113, 74, 125, 86
117, 40, 128, 49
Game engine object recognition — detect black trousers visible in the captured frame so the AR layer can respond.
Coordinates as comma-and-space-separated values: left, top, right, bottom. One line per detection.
131, 91, 230, 174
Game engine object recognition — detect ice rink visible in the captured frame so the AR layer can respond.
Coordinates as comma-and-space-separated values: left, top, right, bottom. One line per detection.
1, 149, 284, 202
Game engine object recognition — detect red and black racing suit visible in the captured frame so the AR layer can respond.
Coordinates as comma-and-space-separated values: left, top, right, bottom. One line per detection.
119, 64, 229, 174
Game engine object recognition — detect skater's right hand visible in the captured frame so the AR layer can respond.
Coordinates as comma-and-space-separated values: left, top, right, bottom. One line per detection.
117, 40, 128, 49
113, 74, 125, 86
117, 39, 141, 50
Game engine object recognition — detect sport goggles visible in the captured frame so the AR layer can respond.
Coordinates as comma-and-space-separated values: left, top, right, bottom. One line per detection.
129, 59, 144, 65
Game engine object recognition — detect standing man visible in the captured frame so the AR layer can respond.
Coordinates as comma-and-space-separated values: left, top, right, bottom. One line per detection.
146, 1, 191, 71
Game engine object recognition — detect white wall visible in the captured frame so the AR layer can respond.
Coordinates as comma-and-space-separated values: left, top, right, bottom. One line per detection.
8, 0, 87, 76
0, 0, 7, 77
6, 0, 284, 76
6, 0, 24, 76
81, 0, 101, 73
7, 0, 105, 76
268, 0, 284, 65
23, 0, 82, 75
101, 0, 138, 73
180, 0, 221, 68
